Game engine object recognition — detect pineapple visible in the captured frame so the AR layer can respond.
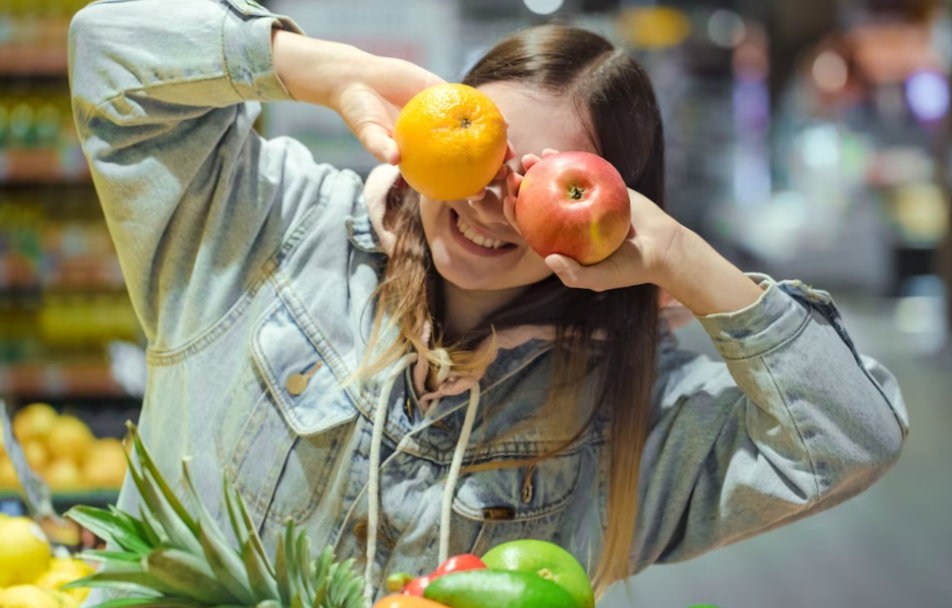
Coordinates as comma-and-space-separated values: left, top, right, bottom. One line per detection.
63, 423, 364, 608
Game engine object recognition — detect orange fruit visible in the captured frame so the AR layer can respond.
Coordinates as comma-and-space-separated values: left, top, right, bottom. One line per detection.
394, 83, 507, 201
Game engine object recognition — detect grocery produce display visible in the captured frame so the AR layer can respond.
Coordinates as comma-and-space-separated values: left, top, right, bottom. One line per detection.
3, 423, 605, 608
62, 423, 366, 608
0, 513, 95, 607
380, 541, 594, 608
0, 403, 127, 493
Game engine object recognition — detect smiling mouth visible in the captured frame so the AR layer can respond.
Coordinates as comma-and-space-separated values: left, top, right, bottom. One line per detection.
452, 209, 516, 250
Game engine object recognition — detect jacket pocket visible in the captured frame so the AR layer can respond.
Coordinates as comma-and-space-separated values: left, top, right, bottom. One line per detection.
226, 300, 360, 530
450, 452, 583, 556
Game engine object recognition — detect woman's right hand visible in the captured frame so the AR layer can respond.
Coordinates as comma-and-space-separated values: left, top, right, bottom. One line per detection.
272, 29, 445, 165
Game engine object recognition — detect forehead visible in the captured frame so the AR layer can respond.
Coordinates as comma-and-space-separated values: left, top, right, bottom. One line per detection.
477, 81, 598, 166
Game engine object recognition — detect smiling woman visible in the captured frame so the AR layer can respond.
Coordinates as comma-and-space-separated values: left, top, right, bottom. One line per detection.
67, 1, 907, 606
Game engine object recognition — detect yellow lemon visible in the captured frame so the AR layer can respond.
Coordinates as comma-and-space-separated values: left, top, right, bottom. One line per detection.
82, 439, 128, 489
0, 585, 62, 608
12, 403, 58, 443
42, 459, 84, 492
46, 416, 94, 466
0, 458, 16, 488
0, 517, 51, 587
48, 557, 94, 577
34, 568, 90, 604
23, 440, 49, 471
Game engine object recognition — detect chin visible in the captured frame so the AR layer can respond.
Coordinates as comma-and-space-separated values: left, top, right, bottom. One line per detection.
432, 251, 516, 292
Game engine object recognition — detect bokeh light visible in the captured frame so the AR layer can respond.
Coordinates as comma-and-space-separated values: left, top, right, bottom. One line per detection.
905, 71, 950, 122
523, 0, 564, 16
707, 9, 746, 48
812, 50, 848, 92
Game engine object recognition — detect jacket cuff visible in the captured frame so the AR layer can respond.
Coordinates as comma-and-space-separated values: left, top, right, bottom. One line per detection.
696, 273, 814, 360
222, 0, 303, 102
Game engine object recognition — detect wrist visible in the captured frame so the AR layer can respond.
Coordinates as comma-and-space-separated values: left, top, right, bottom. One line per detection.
657, 228, 764, 317
271, 29, 366, 108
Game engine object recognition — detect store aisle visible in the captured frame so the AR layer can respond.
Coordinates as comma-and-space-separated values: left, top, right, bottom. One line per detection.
602, 296, 952, 608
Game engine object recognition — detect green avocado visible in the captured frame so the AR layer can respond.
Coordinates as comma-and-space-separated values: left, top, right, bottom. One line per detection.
423, 569, 578, 608
481, 540, 594, 608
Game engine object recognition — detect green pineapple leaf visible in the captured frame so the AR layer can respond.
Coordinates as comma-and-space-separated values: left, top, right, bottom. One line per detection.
70, 423, 366, 608
274, 526, 292, 607
241, 538, 281, 603
126, 420, 200, 535
65, 506, 151, 555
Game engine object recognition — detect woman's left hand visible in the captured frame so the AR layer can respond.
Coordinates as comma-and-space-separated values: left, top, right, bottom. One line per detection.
505, 149, 766, 316
504, 149, 685, 293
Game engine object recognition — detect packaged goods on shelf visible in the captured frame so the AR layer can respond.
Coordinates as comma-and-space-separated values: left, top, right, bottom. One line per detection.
0, 82, 87, 182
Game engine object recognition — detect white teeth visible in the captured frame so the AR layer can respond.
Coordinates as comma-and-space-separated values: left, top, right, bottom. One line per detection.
456, 214, 509, 250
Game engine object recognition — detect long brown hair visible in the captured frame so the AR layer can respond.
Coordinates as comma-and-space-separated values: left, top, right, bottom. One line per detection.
356, 24, 665, 595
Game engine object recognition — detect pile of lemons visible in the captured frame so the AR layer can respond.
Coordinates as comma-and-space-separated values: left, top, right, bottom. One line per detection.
0, 514, 92, 608
0, 403, 127, 492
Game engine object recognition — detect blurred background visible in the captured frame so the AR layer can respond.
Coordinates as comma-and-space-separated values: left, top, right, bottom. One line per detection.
0, 0, 950, 606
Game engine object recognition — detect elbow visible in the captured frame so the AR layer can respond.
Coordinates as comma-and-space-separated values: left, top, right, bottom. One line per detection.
69, 3, 101, 57
68, 2, 115, 80
871, 415, 905, 474
840, 408, 906, 491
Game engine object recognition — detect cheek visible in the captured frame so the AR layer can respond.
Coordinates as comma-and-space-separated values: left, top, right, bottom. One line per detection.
418, 196, 441, 242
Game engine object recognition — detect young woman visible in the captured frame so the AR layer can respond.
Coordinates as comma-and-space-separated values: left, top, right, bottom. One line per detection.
69, 0, 908, 604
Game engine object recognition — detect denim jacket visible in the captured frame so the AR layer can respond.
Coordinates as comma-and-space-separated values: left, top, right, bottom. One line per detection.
68, 0, 908, 603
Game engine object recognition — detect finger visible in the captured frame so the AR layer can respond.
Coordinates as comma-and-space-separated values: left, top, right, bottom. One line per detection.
465, 189, 487, 202
541, 148, 560, 157
545, 254, 586, 287
357, 123, 399, 165
503, 194, 522, 236
493, 162, 510, 183
507, 171, 524, 197
522, 154, 542, 172
545, 253, 619, 292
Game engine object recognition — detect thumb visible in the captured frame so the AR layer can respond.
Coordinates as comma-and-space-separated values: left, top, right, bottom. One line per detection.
355, 122, 400, 165
545, 254, 585, 287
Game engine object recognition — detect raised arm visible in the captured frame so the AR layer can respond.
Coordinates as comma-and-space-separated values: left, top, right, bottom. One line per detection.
69, 0, 442, 351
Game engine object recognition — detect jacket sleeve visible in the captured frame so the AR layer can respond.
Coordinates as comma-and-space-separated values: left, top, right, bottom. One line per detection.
631, 274, 908, 573
69, 0, 350, 351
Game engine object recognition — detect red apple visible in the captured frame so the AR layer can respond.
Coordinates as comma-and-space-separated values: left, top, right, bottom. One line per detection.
514, 151, 631, 266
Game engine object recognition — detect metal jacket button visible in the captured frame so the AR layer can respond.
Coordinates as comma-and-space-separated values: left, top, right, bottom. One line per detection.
286, 361, 322, 396
286, 374, 308, 396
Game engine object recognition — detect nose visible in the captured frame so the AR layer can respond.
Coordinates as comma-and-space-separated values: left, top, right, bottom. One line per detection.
465, 178, 510, 227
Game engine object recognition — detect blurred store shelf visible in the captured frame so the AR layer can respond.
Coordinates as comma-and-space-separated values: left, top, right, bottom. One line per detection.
0, 490, 120, 512
0, 148, 90, 184
0, 46, 68, 77
0, 362, 125, 398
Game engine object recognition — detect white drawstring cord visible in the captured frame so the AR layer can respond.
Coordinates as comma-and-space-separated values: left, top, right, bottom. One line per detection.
438, 382, 481, 563
365, 352, 417, 608
362, 348, 479, 606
